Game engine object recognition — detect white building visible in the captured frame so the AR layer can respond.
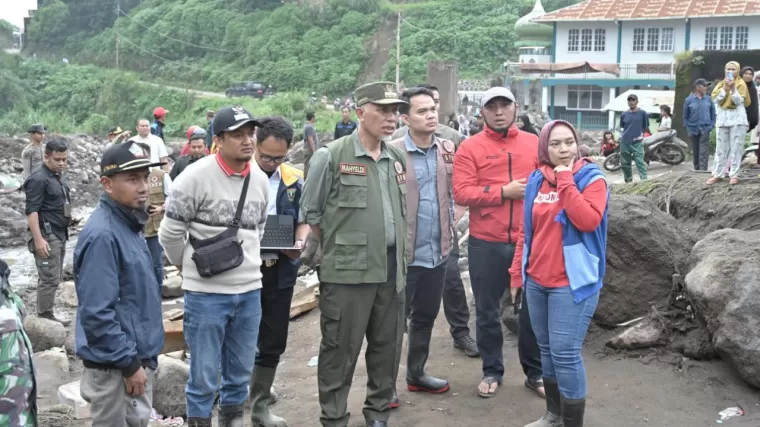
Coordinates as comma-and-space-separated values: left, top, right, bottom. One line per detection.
506, 0, 760, 130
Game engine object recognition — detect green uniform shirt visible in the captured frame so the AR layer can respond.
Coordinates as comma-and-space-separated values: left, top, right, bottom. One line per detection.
301, 130, 408, 291
0, 290, 37, 427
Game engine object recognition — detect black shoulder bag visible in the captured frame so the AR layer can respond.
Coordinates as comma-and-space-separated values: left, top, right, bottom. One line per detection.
189, 174, 250, 278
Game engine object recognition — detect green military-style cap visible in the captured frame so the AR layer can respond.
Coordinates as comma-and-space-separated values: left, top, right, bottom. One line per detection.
354, 81, 408, 107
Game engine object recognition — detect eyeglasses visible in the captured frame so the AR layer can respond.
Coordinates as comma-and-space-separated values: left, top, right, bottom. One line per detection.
259, 154, 286, 164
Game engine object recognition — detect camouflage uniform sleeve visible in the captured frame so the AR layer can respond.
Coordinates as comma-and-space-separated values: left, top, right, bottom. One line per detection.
0, 293, 37, 427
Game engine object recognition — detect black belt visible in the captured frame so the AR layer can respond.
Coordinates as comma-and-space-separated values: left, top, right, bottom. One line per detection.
83, 359, 154, 371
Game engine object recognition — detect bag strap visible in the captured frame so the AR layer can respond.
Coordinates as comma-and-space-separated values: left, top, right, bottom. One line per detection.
231, 174, 251, 229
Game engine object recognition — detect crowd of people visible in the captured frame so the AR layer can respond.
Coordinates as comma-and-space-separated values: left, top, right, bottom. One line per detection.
7, 76, 614, 427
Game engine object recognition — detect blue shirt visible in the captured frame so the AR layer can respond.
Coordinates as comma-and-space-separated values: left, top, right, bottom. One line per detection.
619, 109, 650, 143
404, 133, 445, 268
683, 93, 716, 135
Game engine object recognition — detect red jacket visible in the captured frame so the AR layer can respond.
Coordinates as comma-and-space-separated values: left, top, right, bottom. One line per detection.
453, 126, 539, 243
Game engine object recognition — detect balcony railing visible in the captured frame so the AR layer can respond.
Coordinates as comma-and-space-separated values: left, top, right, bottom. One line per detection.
506, 63, 676, 81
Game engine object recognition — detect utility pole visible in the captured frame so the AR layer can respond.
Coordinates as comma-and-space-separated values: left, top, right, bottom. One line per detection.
395, 11, 401, 90
115, 0, 120, 68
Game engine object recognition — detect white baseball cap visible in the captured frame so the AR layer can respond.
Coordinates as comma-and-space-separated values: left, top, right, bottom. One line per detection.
481, 87, 516, 107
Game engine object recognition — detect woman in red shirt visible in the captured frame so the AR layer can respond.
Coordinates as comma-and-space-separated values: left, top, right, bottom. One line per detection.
509, 120, 609, 427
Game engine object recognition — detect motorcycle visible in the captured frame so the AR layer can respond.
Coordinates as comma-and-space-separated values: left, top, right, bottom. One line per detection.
603, 130, 688, 172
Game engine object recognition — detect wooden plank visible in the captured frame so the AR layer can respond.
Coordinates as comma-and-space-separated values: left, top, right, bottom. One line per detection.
163, 308, 184, 321
161, 320, 186, 354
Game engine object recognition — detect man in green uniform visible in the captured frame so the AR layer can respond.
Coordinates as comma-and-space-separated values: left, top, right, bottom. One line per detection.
0, 258, 37, 427
301, 82, 409, 427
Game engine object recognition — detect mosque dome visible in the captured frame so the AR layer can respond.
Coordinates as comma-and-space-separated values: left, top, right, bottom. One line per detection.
514, 0, 553, 47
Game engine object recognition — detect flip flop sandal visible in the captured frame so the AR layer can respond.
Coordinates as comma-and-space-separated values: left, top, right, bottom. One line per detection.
477, 376, 500, 398
525, 378, 546, 399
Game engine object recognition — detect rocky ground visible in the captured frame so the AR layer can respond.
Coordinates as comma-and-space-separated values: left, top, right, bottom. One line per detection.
7, 133, 760, 426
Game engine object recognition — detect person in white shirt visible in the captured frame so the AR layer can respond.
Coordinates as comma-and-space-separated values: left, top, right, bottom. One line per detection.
132, 119, 171, 172
657, 105, 672, 131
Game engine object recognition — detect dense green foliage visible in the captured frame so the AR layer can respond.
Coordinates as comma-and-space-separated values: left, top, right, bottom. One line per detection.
25, 0, 579, 95
0, 53, 339, 137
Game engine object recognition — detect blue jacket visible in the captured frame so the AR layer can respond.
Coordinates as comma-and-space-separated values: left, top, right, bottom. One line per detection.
150, 121, 165, 141
267, 164, 304, 288
74, 194, 164, 375
521, 163, 609, 303
683, 93, 716, 136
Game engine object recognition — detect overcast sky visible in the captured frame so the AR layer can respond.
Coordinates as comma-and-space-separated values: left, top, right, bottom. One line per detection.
1, 0, 38, 30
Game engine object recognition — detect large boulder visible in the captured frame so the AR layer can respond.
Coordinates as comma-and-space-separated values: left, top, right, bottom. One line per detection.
24, 315, 66, 352
599, 195, 695, 326
685, 229, 760, 388
153, 355, 190, 418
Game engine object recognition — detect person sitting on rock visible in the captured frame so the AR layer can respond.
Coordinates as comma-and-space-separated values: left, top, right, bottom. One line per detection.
510, 120, 609, 427
0, 258, 37, 427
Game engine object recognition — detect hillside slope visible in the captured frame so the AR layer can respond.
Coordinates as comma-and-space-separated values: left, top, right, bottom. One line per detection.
26, 0, 578, 94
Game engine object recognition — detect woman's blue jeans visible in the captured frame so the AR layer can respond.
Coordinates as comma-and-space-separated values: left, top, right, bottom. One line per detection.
525, 276, 598, 399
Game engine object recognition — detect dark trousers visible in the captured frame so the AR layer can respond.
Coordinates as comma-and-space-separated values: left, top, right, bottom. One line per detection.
405, 264, 447, 332
468, 236, 512, 381
442, 245, 471, 339
690, 132, 710, 171
318, 248, 404, 426
145, 236, 164, 288
518, 287, 543, 381
255, 262, 295, 368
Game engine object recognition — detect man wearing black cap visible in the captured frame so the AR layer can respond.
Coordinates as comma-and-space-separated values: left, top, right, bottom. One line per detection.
74, 140, 165, 427
301, 81, 408, 427
618, 94, 650, 182
105, 126, 131, 149
160, 106, 270, 427
22, 124, 46, 181
683, 79, 716, 171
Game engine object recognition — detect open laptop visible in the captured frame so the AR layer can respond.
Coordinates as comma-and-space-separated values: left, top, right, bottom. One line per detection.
260, 215, 296, 250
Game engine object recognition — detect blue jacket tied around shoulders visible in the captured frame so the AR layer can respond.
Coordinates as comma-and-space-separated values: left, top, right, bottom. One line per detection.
520, 163, 609, 304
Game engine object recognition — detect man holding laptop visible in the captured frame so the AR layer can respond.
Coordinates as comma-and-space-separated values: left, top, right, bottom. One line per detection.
249, 116, 310, 427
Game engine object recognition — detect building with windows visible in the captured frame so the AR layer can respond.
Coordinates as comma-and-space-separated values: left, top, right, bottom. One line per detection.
506, 0, 760, 130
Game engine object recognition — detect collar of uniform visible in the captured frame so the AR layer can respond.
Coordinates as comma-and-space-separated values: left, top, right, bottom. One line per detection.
278, 163, 303, 187
403, 130, 437, 153
352, 133, 390, 160
215, 152, 251, 177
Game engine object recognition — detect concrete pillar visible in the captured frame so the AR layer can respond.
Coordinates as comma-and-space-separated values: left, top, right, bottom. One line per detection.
608, 87, 617, 130
427, 60, 458, 124
523, 81, 530, 107
541, 86, 549, 113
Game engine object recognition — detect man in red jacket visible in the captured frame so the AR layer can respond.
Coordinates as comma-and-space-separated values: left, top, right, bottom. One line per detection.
453, 87, 543, 399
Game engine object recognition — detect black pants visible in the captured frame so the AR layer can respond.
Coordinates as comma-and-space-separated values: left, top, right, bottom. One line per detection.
405, 263, 447, 332
690, 132, 710, 171
442, 245, 471, 340
468, 236, 541, 382
255, 262, 295, 368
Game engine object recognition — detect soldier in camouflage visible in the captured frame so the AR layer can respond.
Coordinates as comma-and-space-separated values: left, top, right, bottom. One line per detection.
0, 258, 37, 427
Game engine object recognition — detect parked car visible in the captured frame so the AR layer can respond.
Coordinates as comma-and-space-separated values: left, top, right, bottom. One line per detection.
225, 81, 272, 98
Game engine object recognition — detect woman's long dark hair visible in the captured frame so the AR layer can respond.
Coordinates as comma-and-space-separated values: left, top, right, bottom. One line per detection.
518, 114, 538, 136
601, 130, 614, 145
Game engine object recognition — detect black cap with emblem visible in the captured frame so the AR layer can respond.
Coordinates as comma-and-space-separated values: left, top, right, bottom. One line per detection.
211, 105, 262, 136
100, 140, 167, 177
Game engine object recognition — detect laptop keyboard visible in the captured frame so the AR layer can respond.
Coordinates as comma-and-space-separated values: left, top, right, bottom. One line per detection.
261, 215, 295, 248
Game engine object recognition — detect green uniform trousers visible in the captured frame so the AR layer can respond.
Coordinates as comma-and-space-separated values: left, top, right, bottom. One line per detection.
620, 141, 648, 183
317, 248, 405, 427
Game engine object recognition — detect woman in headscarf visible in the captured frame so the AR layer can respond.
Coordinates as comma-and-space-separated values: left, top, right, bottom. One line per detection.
707, 61, 751, 185
517, 114, 539, 136
509, 120, 609, 427
741, 66, 758, 132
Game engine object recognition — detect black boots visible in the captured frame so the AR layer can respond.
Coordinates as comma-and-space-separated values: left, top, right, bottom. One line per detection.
561, 396, 586, 427
249, 366, 288, 426
405, 329, 449, 393
524, 378, 562, 427
218, 404, 245, 427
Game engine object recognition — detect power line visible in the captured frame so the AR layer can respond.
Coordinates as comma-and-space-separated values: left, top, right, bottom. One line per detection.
117, 8, 235, 53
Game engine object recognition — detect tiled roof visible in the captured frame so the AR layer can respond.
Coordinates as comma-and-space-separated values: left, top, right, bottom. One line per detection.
534, 0, 760, 22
